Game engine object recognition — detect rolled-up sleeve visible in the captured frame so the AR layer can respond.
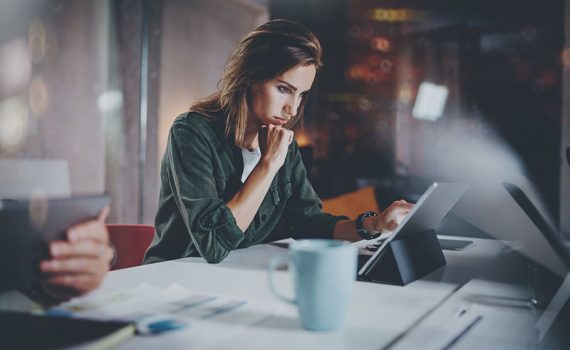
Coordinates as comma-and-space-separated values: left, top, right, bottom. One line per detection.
166, 120, 244, 263
283, 143, 349, 239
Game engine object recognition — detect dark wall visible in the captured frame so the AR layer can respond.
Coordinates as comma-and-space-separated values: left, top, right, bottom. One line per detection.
270, 0, 564, 221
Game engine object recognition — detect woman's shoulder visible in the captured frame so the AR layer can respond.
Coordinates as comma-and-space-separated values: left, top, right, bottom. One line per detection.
171, 111, 224, 132
173, 111, 211, 126
170, 111, 228, 148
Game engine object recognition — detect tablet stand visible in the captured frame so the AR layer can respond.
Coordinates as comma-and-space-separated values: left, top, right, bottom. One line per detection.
359, 229, 446, 286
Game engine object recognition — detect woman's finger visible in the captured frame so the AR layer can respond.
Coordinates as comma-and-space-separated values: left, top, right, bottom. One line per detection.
43, 274, 103, 295
278, 128, 293, 146
49, 240, 113, 261
393, 200, 413, 208
400, 203, 414, 210
67, 220, 109, 244
283, 129, 294, 145
40, 255, 110, 275
386, 201, 413, 216
98, 206, 110, 223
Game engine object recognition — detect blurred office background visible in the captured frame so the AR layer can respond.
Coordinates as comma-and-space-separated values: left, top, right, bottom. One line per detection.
0, 0, 569, 238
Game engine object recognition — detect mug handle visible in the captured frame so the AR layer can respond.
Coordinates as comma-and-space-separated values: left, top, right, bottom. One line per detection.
268, 255, 296, 304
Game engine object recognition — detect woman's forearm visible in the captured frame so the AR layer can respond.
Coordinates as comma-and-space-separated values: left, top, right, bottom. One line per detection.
227, 160, 279, 232
332, 220, 360, 241
333, 215, 381, 242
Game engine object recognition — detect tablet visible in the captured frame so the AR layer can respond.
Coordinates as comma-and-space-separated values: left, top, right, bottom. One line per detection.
0, 194, 110, 290
358, 182, 469, 276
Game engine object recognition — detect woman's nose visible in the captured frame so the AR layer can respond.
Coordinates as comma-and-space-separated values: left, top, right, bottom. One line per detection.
285, 96, 300, 117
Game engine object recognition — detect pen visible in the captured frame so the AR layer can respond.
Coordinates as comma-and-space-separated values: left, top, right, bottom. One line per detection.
441, 315, 482, 350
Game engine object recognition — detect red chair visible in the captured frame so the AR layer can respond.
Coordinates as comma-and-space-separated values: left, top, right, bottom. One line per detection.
106, 224, 155, 270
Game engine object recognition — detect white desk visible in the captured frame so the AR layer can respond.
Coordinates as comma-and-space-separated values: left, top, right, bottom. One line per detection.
392, 278, 535, 349
92, 236, 507, 350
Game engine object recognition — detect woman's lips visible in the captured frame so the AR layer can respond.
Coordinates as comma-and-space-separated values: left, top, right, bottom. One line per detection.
273, 117, 288, 125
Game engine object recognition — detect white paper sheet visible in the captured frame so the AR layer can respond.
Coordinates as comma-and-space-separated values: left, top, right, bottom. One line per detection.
49, 284, 282, 349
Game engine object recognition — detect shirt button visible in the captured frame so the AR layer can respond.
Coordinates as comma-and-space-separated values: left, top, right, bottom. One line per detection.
261, 214, 267, 221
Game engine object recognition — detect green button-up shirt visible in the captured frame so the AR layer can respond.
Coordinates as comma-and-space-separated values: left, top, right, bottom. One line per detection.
143, 112, 348, 264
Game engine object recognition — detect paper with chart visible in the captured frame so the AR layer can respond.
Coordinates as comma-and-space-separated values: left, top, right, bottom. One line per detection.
49, 284, 284, 349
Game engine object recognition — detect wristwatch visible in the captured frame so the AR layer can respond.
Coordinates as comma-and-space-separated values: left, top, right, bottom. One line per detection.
356, 211, 380, 240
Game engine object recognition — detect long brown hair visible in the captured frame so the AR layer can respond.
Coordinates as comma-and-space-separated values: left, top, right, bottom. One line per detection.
190, 19, 323, 147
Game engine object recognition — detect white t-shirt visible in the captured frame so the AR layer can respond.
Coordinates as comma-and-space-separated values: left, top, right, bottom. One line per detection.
241, 147, 261, 183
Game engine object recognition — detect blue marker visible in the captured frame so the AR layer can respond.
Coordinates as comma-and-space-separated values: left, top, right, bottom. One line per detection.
148, 319, 188, 333
137, 315, 189, 335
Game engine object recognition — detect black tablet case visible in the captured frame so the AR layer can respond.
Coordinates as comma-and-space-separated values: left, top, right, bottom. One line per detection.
0, 195, 110, 290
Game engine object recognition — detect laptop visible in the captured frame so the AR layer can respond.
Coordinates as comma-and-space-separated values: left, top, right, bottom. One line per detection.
358, 182, 469, 280
502, 182, 568, 277
0, 194, 110, 290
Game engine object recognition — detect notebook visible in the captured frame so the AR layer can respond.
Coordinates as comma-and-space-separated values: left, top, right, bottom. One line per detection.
0, 310, 135, 350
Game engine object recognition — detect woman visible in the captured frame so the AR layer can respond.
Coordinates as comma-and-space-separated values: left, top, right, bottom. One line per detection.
144, 19, 412, 264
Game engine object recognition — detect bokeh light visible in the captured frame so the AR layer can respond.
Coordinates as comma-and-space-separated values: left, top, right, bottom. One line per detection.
380, 59, 393, 73
97, 89, 124, 113
0, 97, 29, 153
371, 37, 391, 52
412, 82, 449, 121
28, 75, 49, 116
0, 39, 32, 94
295, 128, 312, 147
357, 97, 372, 111
370, 8, 427, 22
28, 18, 46, 64
398, 85, 413, 104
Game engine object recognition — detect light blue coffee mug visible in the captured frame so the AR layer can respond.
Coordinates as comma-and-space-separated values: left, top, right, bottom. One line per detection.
267, 239, 357, 331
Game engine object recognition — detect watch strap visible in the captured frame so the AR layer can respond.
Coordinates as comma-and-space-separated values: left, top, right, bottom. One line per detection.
356, 211, 380, 240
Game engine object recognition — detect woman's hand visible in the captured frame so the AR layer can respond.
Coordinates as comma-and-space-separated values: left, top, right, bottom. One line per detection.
258, 125, 293, 171
39, 206, 113, 300
367, 200, 414, 233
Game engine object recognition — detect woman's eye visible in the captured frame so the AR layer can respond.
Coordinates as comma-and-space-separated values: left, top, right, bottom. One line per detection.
278, 86, 290, 94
